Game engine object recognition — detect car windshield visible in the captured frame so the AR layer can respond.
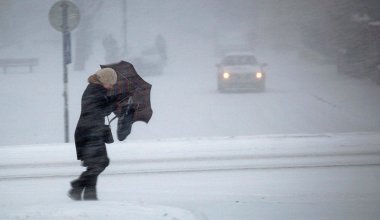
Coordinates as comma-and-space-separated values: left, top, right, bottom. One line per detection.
222, 55, 258, 65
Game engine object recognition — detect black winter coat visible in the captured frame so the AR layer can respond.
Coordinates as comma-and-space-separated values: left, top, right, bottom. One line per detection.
74, 83, 116, 160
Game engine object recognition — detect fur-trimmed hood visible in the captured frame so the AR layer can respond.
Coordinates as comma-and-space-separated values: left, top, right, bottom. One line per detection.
88, 74, 102, 85
88, 68, 117, 85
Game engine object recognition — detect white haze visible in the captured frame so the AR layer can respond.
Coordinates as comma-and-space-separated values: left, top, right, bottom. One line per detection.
0, 0, 380, 146
1, 1, 380, 220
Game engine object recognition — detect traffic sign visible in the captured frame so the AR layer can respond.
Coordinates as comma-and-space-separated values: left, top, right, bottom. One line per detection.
49, 0, 80, 33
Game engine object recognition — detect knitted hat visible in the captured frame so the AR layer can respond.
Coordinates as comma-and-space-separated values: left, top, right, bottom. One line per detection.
95, 68, 117, 85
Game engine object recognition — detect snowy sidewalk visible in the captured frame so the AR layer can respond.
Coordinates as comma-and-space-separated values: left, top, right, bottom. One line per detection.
1, 132, 380, 220
1, 132, 380, 179
2, 201, 201, 220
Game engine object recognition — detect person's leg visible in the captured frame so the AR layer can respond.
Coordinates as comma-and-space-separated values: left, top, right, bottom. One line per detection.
68, 177, 85, 200
82, 156, 110, 200
82, 166, 102, 200
68, 156, 109, 200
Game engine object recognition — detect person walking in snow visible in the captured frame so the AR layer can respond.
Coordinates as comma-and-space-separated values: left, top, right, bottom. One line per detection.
68, 68, 118, 201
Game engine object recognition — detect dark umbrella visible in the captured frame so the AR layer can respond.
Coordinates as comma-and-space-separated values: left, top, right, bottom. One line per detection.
100, 61, 153, 140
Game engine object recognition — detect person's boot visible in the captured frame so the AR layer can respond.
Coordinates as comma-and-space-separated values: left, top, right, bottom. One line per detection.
83, 186, 98, 200
67, 179, 84, 200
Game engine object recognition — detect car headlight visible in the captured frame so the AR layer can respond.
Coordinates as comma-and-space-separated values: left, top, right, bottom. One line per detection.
255, 72, 263, 79
223, 72, 230, 79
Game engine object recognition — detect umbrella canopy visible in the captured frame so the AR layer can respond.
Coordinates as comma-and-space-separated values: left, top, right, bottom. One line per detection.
100, 60, 153, 124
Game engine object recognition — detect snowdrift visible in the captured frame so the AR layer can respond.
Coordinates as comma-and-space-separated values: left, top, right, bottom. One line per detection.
1, 132, 380, 179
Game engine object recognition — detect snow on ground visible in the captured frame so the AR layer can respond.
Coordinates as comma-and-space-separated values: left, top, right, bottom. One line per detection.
3, 201, 198, 220
1, 132, 380, 179
1, 132, 380, 220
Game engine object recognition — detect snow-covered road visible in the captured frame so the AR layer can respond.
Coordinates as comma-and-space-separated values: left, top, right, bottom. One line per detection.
1, 132, 380, 180
1, 33, 380, 146
1, 132, 380, 220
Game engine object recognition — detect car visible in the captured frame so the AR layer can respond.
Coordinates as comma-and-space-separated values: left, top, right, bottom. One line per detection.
216, 52, 267, 92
